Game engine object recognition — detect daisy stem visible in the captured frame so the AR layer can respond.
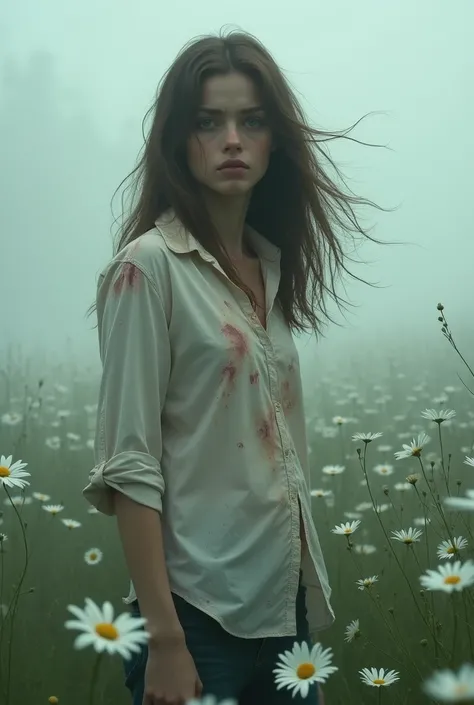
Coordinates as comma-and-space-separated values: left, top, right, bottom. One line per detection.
408, 548, 440, 665
437, 424, 450, 495
349, 551, 421, 679
363, 638, 405, 669
377, 684, 382, 705
360, 447, 449, 660
88, 651, 104, 705
0, 486, 30, 705
0, 549, 4, 621
462, 592, 474, 661
0, 549, 4, 702
450, 594, 458, 668
439, 311, 474, 379
416, 457, 455, 545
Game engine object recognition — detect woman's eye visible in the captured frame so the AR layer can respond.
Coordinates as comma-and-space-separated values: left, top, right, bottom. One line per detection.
196, 117, 214, 130
196, 115, 266, 130
246, 116, 265, 128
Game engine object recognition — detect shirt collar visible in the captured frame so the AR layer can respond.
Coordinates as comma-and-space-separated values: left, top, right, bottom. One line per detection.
154, 208, 281, 265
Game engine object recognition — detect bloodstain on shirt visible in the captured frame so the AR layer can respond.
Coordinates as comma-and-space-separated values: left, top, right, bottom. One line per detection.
281, 379, 296, 413
249, 371, 259, 385
220, 324, 250, 405
221, 324, 249, 359
113, 261, 141, 296
256, 406, 279, 465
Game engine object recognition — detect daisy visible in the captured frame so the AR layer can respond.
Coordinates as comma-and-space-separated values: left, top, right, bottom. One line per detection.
32, 492, 51, 502
422, 663, 474, 702
331, 520, 361, 536
322, 465, 345, 476
0, 533, 7, 543
332, 416, 348, 425
65, 597, 150, 659
394, 432, 430, 460
420, 409, 456, 424
394, 482, 412, 491
355, 502, 373, 512
85, 548, 103, 565
352, 432, 383, 444
391, 528, 423, 545
61, 519, 81, 529
420, 560, 474, 593
272, 640, 338, 699
0, 455, 30, 491
1, 413, 22, 426
360, 667, 400, 687
356, 575, 379, 591
66, 432, 81, 442
5, 495, 32, 506
445, 490, 474, 512
373, 504, 390, 513
355, 544, 377, 555
186, 696, 237, 705
465, 456, 474, 468
437, 537, 468, 560
45, 437, 61, 450
377, 445, 393, 452
310, 489, 332, 498
344, 619, 360, 643
373, 464, 394, 476
43, 504, 64, 515
406, 474, 421, 485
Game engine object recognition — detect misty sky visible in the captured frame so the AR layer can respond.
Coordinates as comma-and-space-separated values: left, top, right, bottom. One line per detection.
1, 0, 472, 374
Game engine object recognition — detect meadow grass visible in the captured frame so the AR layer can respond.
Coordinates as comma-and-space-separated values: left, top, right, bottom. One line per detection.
0, 305, 473, 705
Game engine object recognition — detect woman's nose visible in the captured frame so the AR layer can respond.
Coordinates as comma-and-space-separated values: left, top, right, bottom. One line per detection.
224, 122, 241, 145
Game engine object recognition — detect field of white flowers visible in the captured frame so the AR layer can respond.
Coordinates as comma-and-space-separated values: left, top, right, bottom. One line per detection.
0, 304, 473, 705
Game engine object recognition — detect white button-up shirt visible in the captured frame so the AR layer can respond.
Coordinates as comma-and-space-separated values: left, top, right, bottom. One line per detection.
83, 209, 334, 641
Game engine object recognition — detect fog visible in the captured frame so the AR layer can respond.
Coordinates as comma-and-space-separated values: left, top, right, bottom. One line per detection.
1, 0, 472, 374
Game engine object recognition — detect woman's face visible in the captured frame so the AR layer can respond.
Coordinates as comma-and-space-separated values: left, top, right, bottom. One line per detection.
186, 71, 273, 198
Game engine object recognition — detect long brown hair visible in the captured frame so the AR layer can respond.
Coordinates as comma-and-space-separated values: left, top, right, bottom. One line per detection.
88, 28, 396, 337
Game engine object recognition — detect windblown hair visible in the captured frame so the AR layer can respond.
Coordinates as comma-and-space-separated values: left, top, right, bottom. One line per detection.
88, 28, 395, 337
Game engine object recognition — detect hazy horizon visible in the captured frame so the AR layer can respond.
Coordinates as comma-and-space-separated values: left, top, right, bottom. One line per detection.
1, 0, 472, 372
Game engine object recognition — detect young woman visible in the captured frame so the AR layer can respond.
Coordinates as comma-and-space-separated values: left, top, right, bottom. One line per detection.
84, 29, 384, 705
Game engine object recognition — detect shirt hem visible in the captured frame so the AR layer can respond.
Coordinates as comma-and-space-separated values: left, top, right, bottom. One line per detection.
168, 588, 300, 639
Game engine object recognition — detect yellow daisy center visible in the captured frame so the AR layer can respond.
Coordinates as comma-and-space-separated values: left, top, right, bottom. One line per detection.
48, 697, 59, 704
381, 468, 387, 473
404, 538, 413, 543
444, 575, 461, 585
95, 622, 118, 640
344, 528, 352, 534
412, 447, 422, 456
296, 663, 316, 679
447, 547, 456, 554
454, 685, 468, 696
0, 466, 10, 478
89, 553, 97, 560
374, 678, 385, 685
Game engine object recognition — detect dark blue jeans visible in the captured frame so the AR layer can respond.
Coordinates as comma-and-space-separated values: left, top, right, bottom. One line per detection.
123, 573, 319, 704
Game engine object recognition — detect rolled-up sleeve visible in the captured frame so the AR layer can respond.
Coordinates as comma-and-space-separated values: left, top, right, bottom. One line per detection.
83, 257, 170, 516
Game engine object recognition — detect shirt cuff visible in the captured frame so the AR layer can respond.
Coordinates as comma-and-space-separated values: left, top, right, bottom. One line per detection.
83, 450, 164, 515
